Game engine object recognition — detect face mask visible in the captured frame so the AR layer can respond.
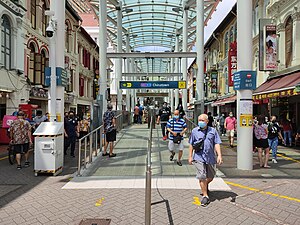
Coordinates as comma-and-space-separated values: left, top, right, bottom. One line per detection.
69, 115, 74, 119
229, 114, 233, 117
198, 121, 207, 129
222, 114, 224, 117
174, 115, 179, 119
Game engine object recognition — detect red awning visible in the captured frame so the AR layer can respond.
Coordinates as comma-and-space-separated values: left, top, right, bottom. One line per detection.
253, 72, 300, 95
212, 95, 236, 106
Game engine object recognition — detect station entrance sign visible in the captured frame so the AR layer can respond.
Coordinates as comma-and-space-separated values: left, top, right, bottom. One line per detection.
120, 81, 186, 89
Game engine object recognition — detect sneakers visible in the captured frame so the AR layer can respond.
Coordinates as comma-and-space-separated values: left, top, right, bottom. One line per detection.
17, 165, 22, 170
24, 161, 30, 168
201, 196, 210, 207
177, 161, 182, 166
272, 158, 278, 164
162, 136, 167, 141
169, 152, 175, 161
109, 153, 117, 158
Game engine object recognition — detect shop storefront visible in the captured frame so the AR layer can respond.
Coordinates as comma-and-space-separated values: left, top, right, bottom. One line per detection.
253, 72, 300, 128
211, 95, 237, 116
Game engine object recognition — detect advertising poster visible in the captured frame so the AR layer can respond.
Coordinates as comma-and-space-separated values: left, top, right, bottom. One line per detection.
265, 25, 277, 70
211, 71, 218, 93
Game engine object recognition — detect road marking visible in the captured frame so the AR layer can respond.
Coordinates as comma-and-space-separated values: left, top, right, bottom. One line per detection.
95, 197, 105, 206
0, 156, 8, 161
225, 181, 300, 203
277, 153, 300, 164
192, 196, 201, 206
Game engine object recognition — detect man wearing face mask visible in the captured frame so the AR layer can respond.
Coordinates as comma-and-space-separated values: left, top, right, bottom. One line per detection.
157, 102, 171, 140
64, 111, 79, 157
224, 112, 236, 147
166, 110, 187, 166
188, 114, 222, 207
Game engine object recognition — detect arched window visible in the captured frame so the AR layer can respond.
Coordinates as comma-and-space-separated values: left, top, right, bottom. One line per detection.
65, 23, 70, 52
1, 15, 11, 69
41, 49, 49, 85
31, 0, 36, 29
28, 43, 36, 83
285, 16, 293, 67
230, 26, 234, 43
224, 32, 229, 58
42, 1, 48, 36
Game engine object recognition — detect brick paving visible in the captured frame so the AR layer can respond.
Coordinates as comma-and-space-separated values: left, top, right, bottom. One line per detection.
0, 125, 300, 224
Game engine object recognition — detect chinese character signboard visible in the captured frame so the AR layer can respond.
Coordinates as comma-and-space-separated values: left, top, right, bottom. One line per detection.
93, 69, 99, 99
253, 89, 299, 100
228, 41, 237, 86
233, 70, 257, 90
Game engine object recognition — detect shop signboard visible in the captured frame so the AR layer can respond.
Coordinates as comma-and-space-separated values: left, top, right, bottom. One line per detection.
253, 89, 299, 100
45, 67, 68, 87
210, 71, 218, 93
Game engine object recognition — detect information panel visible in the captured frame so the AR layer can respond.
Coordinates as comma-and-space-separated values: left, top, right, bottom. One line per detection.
120, 81, 186, 89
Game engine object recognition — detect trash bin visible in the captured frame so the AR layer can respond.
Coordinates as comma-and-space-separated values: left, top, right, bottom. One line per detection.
33, 122, 64, 176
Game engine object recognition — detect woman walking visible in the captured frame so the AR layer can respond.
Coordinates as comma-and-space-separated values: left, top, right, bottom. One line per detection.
254, 115, 270, 168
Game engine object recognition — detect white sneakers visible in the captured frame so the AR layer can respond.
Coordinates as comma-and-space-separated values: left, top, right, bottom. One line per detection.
272, 159, 278, 163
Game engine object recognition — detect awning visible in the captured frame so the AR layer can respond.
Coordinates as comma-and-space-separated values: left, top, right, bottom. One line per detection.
253, 72, 300, 99
211, 95, 236, 107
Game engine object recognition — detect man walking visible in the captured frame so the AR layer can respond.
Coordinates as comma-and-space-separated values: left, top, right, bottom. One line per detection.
166, 110, 187, 166
224, 111, 236, 147
102, 103, 117, 157
188, 114, 222, 207
157, 102, 171, 140
10, 111, 32, 170
64, 111, 79, 157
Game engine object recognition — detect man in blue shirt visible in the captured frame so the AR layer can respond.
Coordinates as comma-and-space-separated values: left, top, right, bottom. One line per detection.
166, 110, 187, 166
188, 114, 223, 207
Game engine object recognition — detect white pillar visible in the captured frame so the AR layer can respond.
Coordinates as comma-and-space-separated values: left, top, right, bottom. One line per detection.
174, 35, 179, 109
277, 23, 285, 70
99, 0, 107, 113
182, 7, 188, 111
196, 0, 204, 114
48, 30, 56, 122
170, 58, 175, 112
237, 0, 253, 170
292, 12, 300, 65
116, 4, 123, 111
131, 59, 135, 110
125, 34, 131, 111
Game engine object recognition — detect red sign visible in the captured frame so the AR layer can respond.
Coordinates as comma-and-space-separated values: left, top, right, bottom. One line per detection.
228, 41, 237, 86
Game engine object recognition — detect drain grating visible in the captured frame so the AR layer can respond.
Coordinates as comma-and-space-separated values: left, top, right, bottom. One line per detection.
79, 218, 111, 225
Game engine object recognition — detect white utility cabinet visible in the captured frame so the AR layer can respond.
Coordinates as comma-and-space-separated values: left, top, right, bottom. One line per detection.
33, 122, 64, 176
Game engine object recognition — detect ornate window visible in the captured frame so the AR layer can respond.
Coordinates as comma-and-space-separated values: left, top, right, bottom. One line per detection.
31, 0, 36, 29
1, 15, 11, 69
224, 32, 229, 58
230, 26, 234, 43
41, 49, 49, 85
28, 43, 36, 83
285, 16, 293, 67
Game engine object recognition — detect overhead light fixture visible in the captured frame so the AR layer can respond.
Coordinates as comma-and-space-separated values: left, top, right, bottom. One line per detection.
167, 34, 174, 38
132, 34, 138, 38
172, 7, 182, 13
123, 8, 133, 13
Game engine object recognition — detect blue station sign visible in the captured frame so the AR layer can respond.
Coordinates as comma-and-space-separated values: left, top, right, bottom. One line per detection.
233, 70, 257, 90
120, 81, 186, 89
45, 67, 68, 87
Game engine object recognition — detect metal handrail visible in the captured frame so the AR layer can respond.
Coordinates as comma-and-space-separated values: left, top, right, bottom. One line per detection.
145, 109, 154, 225
77, 125, 103, 176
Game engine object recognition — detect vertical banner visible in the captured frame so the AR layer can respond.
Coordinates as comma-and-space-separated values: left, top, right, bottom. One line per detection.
228, 41, 237, 86
259, 19, 277, 71
94, 69, 99, 99
211, 71, 218, 93
265, 25, 277, 70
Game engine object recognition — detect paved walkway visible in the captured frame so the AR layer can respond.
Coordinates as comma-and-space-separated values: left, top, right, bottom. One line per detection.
0, 124, 300, 224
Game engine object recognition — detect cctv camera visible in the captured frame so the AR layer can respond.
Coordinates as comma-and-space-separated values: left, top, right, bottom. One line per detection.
46, 23, 54, 37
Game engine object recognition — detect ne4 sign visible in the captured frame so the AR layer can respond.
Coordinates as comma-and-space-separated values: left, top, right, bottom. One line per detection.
233, 71, 257, 90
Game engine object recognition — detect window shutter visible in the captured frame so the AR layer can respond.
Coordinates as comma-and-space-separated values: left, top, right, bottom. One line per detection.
285, 17, 293, 67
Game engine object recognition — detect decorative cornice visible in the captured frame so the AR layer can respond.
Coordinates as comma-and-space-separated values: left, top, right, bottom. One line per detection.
0, 0, 26, 17
277, 23, 285, 32
268, 0, 291, 16
292, 12, 300, 21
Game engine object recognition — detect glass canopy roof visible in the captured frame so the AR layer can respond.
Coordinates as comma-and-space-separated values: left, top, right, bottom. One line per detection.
68, 0, 220, 73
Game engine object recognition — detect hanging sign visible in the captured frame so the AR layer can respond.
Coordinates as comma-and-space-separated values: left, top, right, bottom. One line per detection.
228, 41, 237, 87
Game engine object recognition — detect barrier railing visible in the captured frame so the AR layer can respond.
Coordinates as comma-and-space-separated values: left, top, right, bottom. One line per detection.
145, 109, 154, 225
77, 125, 103, 176
185, 117, 197, 137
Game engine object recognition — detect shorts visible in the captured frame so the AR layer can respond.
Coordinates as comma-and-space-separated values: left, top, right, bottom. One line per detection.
13, 143, 29, 154
168, 140, 184, 152
226, 130, 235, 137
106, 129, 116, 142
194, 161, 216, 180
255, 138, 269, 148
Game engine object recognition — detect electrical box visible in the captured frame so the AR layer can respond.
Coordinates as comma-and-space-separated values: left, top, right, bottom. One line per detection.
33, 122, 64, 176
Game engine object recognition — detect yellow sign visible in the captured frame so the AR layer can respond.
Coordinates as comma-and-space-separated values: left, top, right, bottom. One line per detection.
178, 81, 186, 89
122, 82, 132, 88
240, 114, 253, 127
